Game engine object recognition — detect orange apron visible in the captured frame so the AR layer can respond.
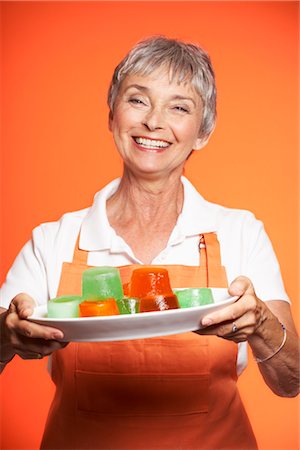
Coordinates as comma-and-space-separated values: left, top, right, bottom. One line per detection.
41, 233, 257, 450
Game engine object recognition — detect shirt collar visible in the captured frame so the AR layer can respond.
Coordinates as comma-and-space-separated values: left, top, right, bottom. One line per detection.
79, 176, 218, 251
178, 176, 218, 234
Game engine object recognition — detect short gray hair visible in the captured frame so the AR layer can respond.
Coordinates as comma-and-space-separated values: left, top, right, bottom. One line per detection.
107, 36, 217, 145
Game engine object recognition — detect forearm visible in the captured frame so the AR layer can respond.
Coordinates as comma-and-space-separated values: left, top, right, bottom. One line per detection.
248, 312, 300, 397
199, 279, 299, 397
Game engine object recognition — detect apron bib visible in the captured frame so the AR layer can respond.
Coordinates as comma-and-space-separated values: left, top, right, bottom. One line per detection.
41, 233, 257, 450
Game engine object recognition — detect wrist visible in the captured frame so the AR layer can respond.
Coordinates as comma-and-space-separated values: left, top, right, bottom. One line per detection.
248, 312, 286, 363
254, 323, 286, 363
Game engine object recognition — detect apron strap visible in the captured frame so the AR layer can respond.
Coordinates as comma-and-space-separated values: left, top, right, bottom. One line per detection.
200, 233, 226, 287
73, 234, 88, 265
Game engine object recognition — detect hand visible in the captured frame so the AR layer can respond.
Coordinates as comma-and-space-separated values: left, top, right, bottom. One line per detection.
197, 276, 271, 342
0, 293, 68, 362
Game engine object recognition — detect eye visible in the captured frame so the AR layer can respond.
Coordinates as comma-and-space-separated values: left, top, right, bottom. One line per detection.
173, 105, 190, 113
128, 97, 146, 106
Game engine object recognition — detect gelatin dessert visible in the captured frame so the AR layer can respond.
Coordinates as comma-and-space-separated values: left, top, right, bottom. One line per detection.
129, 267, 179, 313
48, 267, 215, 319
82, 266, 124, 301
48, 295, 82, 318
79, 299, 120, 317
117, 298, 140, 314
175, 288, 214, 308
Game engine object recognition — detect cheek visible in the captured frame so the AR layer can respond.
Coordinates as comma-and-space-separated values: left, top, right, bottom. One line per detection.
175, 121, 200, 143
113, 105, 142, 131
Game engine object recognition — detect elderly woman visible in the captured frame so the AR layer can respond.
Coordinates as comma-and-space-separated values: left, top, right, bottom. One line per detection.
0, 36, 299, 450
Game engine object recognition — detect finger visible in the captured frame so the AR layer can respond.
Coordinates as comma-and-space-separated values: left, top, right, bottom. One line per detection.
196, 324, 249, 343
18, 321, 64, 341
18, 351, 44, 360
228, 276, 256, 297
197, 318, 254, 342
18, 343, 68, 360
9, 293, 37, 319
6, 313, 64, 341
15, 339, 68, 358
201, 295, 253, 327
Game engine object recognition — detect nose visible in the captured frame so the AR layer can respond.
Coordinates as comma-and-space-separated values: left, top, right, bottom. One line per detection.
142, 107, 164, 131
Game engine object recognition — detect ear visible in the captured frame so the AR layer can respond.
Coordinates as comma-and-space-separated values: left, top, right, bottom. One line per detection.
192, 136, 205, 151
108, 111, 113, 131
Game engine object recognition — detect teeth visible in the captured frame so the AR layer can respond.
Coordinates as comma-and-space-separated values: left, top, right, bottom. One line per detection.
134, 137, 170, 149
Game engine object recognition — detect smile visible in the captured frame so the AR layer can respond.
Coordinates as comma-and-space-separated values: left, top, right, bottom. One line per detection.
133, 137, 171, 150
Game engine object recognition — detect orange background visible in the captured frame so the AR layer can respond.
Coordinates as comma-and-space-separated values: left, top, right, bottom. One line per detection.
0, 1, 299, 449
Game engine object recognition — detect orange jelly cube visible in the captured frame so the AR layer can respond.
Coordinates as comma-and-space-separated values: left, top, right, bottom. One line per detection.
129, 267, 179, 313
130, 267, 173, 298
79, 299, 120, 317
139, 294, 179, 313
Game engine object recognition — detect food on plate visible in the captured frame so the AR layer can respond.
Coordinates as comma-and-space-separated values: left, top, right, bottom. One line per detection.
47, 267, 216, 318
139, 294, 179, 313
82, 266, 124, 301
175, 288, 214, 308
47, 295, 82, 318
117, 298, 140, 314
129, 267, 179, 312
79, 299, 120, 317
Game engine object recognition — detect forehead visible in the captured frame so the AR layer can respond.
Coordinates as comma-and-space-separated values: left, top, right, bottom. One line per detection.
119, 68, 201, 102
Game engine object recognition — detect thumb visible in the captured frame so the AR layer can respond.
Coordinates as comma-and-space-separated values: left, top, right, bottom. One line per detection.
9, 293, 37, 319
228, 276, 256, 298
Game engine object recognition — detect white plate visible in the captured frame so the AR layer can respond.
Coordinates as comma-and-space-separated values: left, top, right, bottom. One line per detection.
28, 288, 238, 342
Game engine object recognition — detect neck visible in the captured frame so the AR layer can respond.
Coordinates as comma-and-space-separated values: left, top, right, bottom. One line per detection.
107, 168, 184, 224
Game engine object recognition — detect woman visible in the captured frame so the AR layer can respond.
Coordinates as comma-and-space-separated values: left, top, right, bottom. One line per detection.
0, 36, 299, 449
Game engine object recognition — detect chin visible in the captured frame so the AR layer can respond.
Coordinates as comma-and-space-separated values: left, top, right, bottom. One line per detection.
125, 162, 164, 177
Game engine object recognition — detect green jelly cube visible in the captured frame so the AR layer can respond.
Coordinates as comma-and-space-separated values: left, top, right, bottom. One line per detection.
175, 288, 214, 308
117, 298, 140, 314
82, 267, 124, 301
48, 295, 82, 318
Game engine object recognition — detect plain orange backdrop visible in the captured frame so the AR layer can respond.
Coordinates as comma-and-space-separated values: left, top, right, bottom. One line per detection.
0, 1, 299, 449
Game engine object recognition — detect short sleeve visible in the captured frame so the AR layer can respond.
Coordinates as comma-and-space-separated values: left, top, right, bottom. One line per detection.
243, 215, 290, 303
0, 226, 49, 309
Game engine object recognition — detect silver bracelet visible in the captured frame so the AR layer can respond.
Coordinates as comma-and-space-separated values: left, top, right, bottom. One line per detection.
254, 323, 287, 364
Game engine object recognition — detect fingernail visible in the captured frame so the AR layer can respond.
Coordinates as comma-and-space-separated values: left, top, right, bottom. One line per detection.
230, 288, 243, 296
235, 287, 243, 293
202, 318, 213, 326
52, 332, 63, 340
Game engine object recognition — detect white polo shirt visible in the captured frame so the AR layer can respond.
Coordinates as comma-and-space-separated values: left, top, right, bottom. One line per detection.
0, 177, 289, 374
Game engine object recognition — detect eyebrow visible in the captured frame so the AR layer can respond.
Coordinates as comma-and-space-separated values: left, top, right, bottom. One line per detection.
124, 84, 197, 107
172, 95, 197, 107
124, 84, 149, 93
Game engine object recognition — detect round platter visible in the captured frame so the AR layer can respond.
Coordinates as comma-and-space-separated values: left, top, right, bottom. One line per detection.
28, 288, 238, 342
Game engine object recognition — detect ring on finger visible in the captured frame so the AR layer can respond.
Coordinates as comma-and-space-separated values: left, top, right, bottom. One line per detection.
232, 322, 238, 333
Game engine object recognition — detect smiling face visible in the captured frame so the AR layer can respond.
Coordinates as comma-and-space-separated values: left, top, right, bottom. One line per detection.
109, 69, 203, 180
